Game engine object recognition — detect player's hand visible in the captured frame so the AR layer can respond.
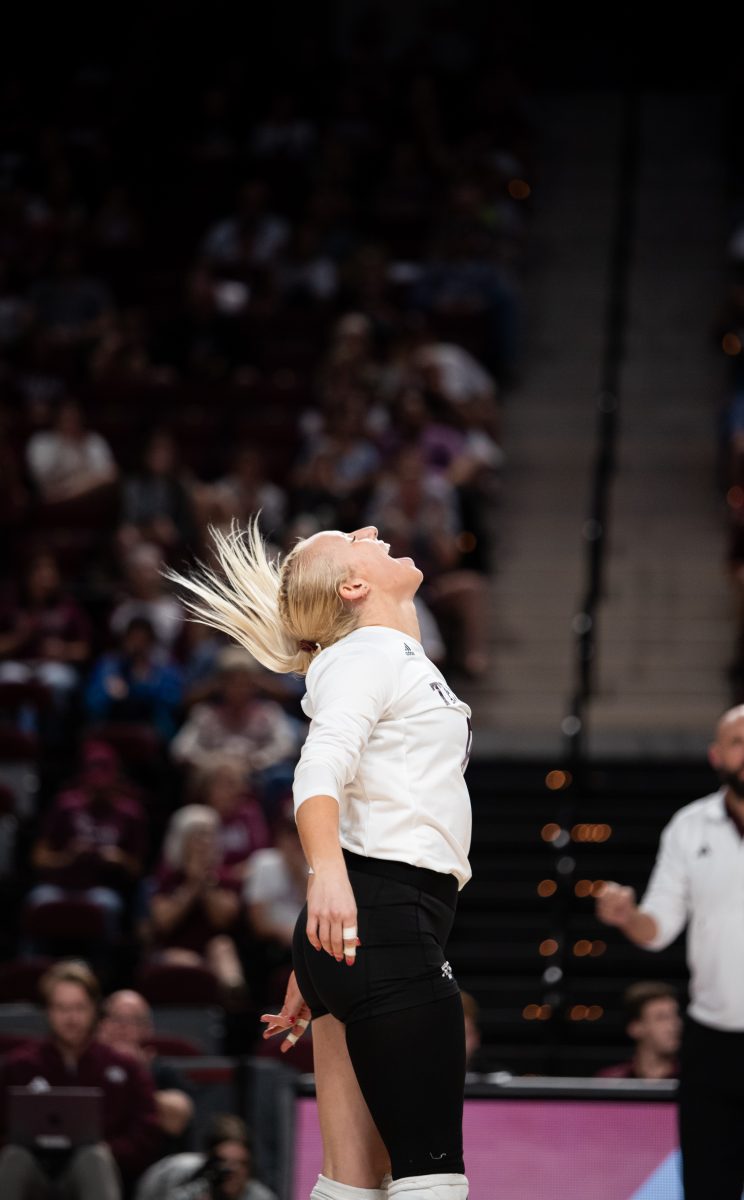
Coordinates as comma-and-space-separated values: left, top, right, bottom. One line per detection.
595, 881, 637, 928
261, 971, 312, 1053
306, 868, 360, 965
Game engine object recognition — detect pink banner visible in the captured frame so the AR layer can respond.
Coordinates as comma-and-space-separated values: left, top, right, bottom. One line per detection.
293, 1098, 679, 1199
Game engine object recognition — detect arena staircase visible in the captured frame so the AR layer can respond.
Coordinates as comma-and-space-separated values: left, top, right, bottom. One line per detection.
468, 93, 628, 757
588, 94, 731, 756
468, 93, 731, 760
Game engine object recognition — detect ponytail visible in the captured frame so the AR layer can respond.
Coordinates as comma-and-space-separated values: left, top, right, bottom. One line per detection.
168, 519, 358, 676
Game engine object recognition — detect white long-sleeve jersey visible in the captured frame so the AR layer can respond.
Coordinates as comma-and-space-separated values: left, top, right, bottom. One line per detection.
639, 789, 744, 1031
292, 625, 472, 888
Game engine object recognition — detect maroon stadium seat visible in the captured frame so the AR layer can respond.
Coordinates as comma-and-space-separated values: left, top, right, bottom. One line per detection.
0, 1032, 40, 1055
87, 723, 163, 765
143, 1032, 203, 1057
22, 899, 109, 943
0, 958, 54, 1003
137, 962, 220, 1007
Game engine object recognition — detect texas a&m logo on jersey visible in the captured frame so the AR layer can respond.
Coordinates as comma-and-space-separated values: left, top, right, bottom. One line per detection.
429, 681, 472, 772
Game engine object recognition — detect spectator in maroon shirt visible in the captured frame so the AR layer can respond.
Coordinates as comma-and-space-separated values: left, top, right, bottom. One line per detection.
147, 805, 247, 1005
0, 959, 161, 1197
596, 981, 681, 1080
98, 990, 193, 1148
192, 761, 270, 885
0, 550, 91, 714
26, 739, 148, 937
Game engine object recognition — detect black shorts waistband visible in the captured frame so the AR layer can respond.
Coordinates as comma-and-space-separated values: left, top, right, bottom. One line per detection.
685, 1015, 744, 1041
343, 849, 458, 908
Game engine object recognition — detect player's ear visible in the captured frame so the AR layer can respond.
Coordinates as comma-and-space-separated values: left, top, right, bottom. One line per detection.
338, 577, 370, 604
708, 741, 721, 770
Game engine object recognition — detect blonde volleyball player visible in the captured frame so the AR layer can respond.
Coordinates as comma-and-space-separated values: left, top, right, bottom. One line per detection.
173, 522, 472, 1200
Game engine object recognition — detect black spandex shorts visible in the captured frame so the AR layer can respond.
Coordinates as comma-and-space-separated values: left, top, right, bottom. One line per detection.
292, 850, 460, 1025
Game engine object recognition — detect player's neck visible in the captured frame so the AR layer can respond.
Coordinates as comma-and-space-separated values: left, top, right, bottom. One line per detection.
356, 597, 421, 643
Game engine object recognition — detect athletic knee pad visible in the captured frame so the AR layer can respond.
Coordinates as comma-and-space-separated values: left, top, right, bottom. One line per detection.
311, 1173, 388, 1200
388, 1174, 468, 1199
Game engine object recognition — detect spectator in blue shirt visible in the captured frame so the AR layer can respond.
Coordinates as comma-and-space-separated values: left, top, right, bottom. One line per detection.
86, 617, 183, 740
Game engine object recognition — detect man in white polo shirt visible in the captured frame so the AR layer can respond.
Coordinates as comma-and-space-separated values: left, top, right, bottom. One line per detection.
597, 705, 744, 1200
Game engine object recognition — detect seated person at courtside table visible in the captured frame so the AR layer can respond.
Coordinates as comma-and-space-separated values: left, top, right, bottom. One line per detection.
98, 990, 194, 1151
596, 981, 681, 1080
0, 960, 161, 1199
135, 1113, 278, 1200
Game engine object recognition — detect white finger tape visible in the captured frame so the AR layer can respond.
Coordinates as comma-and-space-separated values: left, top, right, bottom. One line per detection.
296, 1018, 310, 1030
286, 1031, 299, 1045
342, 926, 358, 939
343, 945, 357, 958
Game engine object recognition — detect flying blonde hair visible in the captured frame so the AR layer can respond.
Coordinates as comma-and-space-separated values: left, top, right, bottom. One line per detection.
168, 519, 359, 676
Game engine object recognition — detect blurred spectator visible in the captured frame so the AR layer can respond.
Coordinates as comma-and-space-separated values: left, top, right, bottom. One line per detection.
150, 264, 248, 381
411, 341, 503, 473
596, 981, 681, 1080
86, 617, 183, 740
187, 86, 239, 166
201, 181, 289, 270
91, 186, 143, 255
119, 431, 199, 557
0, 255, 32, 348
412, 179, 521, 379
148, 805, 247, 1004
251, 90, 316, 163
171, 647, 297, 795
276, 223, 338, 305
244, 806, 307, 957
90, 311, 164, 385
458, 990, 508, 1077
292, 395, 381, 529
0, 550, 91, 710
317, 312, 380, 405
27, 739, 148, 936
28, 245, 114, 342
367, 446, 488, 675
192, 762, 270, 884
110, 543, 184, 651
180, 623, 229, 707
26, 397, 118, 504
207, 446, 287, 546
0, 959, 161, 1196
135, 1113, 277, 1200
99, 990, 194, 1146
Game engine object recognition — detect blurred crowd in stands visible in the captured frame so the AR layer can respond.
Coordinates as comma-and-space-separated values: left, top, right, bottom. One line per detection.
0, 0, 535, 1101
719, 259, 744, 694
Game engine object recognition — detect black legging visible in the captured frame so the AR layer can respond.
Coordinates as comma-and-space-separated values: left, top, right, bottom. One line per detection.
293, 853, 466, 1179
346, 993, 466, 1178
